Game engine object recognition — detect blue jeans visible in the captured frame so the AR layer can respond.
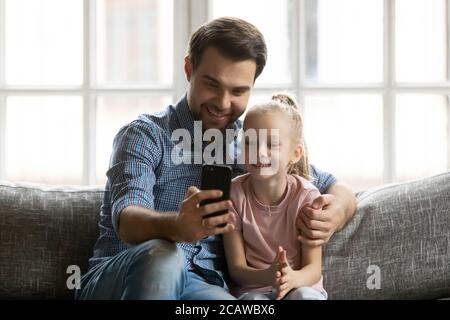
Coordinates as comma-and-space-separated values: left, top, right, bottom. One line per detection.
239, 287, 328, 300
75, 239, 236, 300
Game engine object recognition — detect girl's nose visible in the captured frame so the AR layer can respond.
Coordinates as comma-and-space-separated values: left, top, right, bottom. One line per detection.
258, 143, 269, 159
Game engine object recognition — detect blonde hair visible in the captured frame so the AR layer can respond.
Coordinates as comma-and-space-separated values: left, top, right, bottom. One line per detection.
245, 93, 310, 180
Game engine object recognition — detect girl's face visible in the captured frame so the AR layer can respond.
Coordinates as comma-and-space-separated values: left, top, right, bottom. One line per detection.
243, 110, 302, 180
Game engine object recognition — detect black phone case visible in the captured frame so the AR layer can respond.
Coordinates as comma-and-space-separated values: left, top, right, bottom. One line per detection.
200, 164, 232, 226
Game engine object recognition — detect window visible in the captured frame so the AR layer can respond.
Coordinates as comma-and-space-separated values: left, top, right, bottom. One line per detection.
0, 0, 176, 186
211, 0, 450, 191
1, 0, 449, 191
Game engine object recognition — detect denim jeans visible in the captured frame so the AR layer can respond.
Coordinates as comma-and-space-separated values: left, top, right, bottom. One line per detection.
75, 239, 236, 300
239, 287, 328, 300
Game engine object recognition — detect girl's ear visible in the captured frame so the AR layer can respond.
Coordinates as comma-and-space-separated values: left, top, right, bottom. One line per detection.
292, 144, 303, 163
184, 56, 192, 82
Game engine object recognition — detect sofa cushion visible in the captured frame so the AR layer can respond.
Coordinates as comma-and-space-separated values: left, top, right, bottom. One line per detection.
323, 171, 450, 299
1, 172, 449, 299
0, 181, 103, 299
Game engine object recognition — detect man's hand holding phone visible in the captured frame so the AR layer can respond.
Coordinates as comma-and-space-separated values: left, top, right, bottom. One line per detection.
174, 186, 235, 243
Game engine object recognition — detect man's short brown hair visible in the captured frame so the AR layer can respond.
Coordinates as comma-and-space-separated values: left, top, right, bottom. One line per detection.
188, 17, 267, 80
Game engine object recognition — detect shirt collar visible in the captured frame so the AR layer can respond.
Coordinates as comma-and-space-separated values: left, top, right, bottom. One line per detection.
175, 94, 196, 137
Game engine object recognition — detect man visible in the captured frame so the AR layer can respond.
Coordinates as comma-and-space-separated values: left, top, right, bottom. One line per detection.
76, 17, 356, 300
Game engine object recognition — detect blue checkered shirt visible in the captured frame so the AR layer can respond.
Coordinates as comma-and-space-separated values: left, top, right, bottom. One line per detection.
89, 94, 336, 287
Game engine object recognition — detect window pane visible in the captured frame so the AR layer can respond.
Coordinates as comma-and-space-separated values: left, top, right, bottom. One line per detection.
305, 0, 383, 83
6, 96, 83, 185
238, 92, 278, 121
5, 0, 83, 86
304, 95, 383, 191
211, 0, 292, 86
396, 95, 449, 181
96, 0, 173, 86
96, 95, 172, 184
396, 0, 447, 82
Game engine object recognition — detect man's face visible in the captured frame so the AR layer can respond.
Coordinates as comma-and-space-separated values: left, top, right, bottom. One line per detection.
185, 47, 257, 131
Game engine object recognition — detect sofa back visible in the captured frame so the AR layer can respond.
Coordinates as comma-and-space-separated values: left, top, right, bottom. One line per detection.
1, 172, 449, 299
322, 172, 450, 299
0, 182, 103, 299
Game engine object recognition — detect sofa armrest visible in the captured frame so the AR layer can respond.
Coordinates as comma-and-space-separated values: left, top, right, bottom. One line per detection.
0, 181, 104, 299
323, 171, 450, 299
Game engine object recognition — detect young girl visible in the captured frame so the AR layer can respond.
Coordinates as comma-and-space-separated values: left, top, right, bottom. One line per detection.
223, 93, 328, 300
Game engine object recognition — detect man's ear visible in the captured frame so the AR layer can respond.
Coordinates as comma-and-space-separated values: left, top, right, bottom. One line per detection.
184, 55, 192, 82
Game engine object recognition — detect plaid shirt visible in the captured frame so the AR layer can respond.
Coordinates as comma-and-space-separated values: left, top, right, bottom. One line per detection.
89, 95, 336, 288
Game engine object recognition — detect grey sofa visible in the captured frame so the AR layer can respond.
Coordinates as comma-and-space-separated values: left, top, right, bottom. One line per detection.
1, 172, 449, 299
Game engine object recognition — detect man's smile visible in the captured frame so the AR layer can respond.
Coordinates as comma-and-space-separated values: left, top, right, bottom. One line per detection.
205, 105, 231, 121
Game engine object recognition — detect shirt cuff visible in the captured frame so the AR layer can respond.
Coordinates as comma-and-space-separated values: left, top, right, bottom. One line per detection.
111, 197, 154, 233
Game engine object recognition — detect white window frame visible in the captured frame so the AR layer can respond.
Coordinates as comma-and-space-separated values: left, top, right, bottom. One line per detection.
0, 0, 6, 180
0, 0, 449, 185
0, 0, 192, 185
205, 0, 450, 184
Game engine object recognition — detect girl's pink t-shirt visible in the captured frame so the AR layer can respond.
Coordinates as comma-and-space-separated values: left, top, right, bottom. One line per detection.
229, 173, 324, 296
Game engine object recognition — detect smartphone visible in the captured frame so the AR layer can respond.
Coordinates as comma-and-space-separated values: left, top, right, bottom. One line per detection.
200, 164, 232, 228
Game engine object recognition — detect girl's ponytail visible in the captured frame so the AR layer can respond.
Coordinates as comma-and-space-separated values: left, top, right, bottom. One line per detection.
271, 93, 310, 180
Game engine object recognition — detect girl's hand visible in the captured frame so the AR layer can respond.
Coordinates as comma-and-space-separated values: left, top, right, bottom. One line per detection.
267, 246, 284, 286
275, 246, 297, 300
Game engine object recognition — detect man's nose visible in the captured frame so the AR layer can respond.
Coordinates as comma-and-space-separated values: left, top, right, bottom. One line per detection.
217, 91, 231, 110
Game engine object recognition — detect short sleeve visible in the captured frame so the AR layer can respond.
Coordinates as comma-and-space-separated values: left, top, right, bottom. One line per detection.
302, 187, 322, 209
309, 164, 337, 194
107, 119, 162, 233
229, 203, 242, 232
229, 181, 244, 232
